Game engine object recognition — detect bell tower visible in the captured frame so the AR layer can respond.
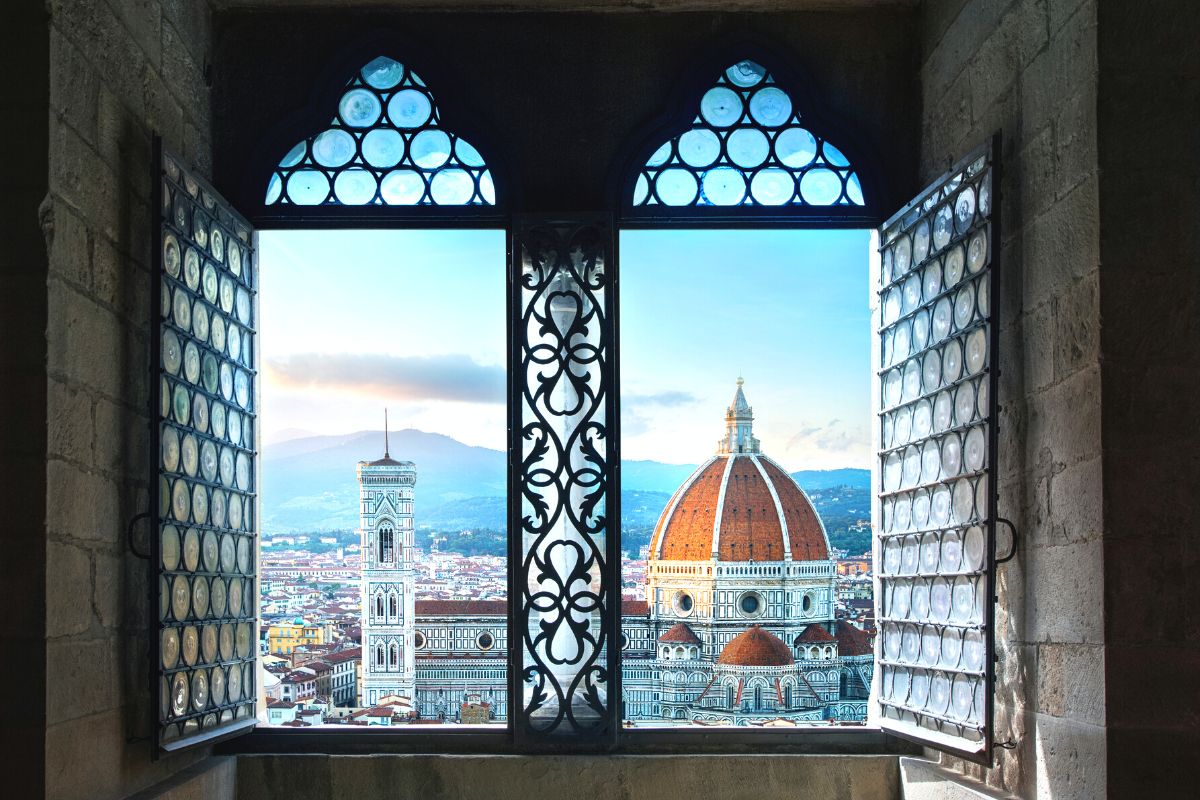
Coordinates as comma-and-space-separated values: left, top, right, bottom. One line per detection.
357, 411, 417, 707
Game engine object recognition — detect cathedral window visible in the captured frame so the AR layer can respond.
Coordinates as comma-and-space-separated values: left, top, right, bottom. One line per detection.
265, 57, 495, 208
388, 591, 399, 620
389, 642, 400, 668
378, 524, 395, 564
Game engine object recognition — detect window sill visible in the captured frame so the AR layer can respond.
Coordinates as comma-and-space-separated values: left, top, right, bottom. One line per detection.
219, 724, 919, 757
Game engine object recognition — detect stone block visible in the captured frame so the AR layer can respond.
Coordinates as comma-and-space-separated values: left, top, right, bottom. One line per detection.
141, 59, 186, 155
96, 83, 154, 207
46, 635, 119, 724
45, 197, 93, 290
1020, 302, 1055, 394
46, 539, 93, 637
1104, 536, 1188, 646
49, 26, 100, 148
967, 0, 1048, 119
47, 460, 119, 544
1044, 455, 1101, 546
48, 378, 94, 466
107, 0, 162, 68
1051, 90, 1097, 202
161, 0, 212, 65
1034, 642, 1104, 725
93, 548, 123, 629
162, 20, 209, 125
1047, 0, 1090, 36
1020, 176, 1098, 311
1025, 364, 1100, 469
94, 395, 138, 476
1013, 124, 1056, 226
51, 0, 147, 120
900, 756, 1019, 798
1051, 271, 1098, 381
1019, 4, 1097, 135
126, 756, 237, 800
921, 0, 1010, 106
47, 278, 124, 398
49, 125, 123, 245
1025, 539, 1104, 645
1029, 713, 1105, 800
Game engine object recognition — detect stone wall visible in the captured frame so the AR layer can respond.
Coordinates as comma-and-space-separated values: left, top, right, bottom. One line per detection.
918, 0, 1103, 797
41, 1, 226, 798
1096, 3, 1200, 796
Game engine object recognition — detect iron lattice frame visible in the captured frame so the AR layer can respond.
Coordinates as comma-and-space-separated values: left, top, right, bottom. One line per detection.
508, 218, 622, 745
873, 138, 1001, 765
151, 139, 260, 753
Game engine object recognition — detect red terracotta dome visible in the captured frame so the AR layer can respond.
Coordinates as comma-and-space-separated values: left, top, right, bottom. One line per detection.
717, 625, 794, 667
659, 622, 703, 645
647, 382, 829, 563
795, 624, 836, 644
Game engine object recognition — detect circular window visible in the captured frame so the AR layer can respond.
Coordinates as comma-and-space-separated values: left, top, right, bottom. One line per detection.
738, 592, 763, 616
672, 591, 695, 616
476, 631, 495, 651
802, 594, 813, 613
621, 632, 631, 650
414, 631, 426, 649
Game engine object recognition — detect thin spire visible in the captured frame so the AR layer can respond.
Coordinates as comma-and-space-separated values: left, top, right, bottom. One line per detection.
384, 408, 390, 458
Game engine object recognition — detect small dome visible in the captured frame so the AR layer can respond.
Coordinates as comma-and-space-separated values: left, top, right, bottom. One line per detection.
795, 624, 836, 644
717, 625, 793, 667
659, 622, 702, 645
835, 620, 873, 656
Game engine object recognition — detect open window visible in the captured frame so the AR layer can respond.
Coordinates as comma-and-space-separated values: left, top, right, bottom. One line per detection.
153, 40, 998, 759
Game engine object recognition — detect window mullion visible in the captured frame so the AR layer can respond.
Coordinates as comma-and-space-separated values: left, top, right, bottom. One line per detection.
509, 216, 620, 747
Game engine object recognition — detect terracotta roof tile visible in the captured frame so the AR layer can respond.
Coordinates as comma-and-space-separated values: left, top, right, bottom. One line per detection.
414, 600, 506, 616
658, 622, 702, 645
622, 599, 649, 616
835, 620, 874, 656
795, 624, 836, 644
650, 455, 830, 564
717, 625, 793, 667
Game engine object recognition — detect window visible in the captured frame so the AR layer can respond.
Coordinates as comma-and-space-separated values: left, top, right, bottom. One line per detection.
155, 41, 997, 763
265, 57, 494, 207
378, 523, 394, 564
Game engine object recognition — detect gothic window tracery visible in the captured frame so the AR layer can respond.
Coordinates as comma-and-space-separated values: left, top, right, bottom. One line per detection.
266, 56, 494, 207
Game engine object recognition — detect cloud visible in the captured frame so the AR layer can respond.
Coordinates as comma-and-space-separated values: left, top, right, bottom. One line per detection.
623, 390, 699, 410
785, 418, 869, 454
265, 353, 504, 404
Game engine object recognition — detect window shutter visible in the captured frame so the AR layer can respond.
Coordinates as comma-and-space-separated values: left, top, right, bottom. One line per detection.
153, 140, 258, 751
874, 139, 999, 763
510, 217, 619, 745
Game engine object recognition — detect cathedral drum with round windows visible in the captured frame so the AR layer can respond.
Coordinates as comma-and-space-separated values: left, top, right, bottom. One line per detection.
620, 381, 871, 724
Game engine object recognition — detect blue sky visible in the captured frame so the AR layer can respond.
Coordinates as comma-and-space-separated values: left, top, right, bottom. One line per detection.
259, 228, 872, 470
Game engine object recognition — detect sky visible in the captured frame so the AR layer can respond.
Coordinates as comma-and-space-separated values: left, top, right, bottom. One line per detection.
259, 227, 872, 471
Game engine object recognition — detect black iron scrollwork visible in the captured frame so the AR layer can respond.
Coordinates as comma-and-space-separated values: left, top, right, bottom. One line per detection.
515, 221, 613, 738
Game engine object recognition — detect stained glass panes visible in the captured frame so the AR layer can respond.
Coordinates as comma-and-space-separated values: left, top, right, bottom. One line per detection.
630, 60, 864, 209
875, 141, 997, 763
156, 144, 258, 750
513, 220, 617, 742
266, 56, 495, 206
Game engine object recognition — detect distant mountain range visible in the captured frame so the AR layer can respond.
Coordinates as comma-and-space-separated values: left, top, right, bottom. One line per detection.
261, 428, 869, 534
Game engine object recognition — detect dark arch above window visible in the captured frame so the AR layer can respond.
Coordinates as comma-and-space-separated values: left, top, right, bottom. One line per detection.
623, 58, 874, 223
265, 56, 495, 208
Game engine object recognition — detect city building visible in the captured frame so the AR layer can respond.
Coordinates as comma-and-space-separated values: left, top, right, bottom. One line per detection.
267, 619, 327, 655
356, 421, 418, 707
381, 382, 872, 724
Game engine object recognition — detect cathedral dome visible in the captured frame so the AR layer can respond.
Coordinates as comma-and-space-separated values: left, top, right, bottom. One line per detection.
717, 625, 794, 667
647, 381, 830, 563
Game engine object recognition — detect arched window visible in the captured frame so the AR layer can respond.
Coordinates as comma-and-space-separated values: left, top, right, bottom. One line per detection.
375, 643, 385, 668
374, 592, 384, 619
626, 59, 866, 214
784, 684, 793, 708
725, 684, 735, 709
388, 591, 399, 620
266, 57, 495, 207
753, 685, 763, 711
378, 523, 394, 564
389, 641, 399, 668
